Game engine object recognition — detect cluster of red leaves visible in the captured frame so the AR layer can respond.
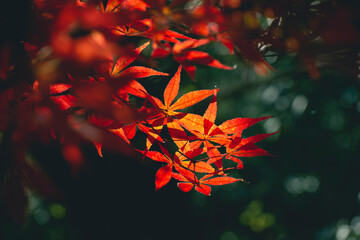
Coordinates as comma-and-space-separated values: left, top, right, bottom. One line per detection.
0, 0, 281, 217
136, 65, 276, 195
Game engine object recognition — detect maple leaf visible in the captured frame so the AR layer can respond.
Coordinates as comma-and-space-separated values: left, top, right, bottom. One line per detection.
177, 148, 215, 174
142, 143, 185, 191
172, 172, 241, 196
143, 148, 175, 191
107, 41, 169, 95
225, 132, 278, 168
134, 71, 209, 152
143, 141, 215, 191
218, 116, 272, 137
145, 65, 216, 135
171, 97, 275, 170
172, 39, 233, 80
172, 93, 229, 169
105, 45, 168, 122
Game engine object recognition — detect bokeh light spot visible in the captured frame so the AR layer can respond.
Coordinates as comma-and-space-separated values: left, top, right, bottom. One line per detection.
336, 224, 350, 240
275, 96, 290, 111
284, 175, 320, 195
239, 200, 275, 232
351, 216, 360, 235
34, 209, 50, 225
264, 117, 281, 133
49, 204, 66, 219
262, 86, 279, 104
328, 114, 345, 131
291, 95, 308, 115
221, 231, 238, 240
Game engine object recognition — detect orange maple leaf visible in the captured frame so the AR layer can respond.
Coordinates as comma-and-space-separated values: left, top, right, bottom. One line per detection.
172, 171, 241, 196
146, 65, 216, 129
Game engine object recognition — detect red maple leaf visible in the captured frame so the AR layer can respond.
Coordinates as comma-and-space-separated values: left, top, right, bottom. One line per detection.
172, 39, 233, 80
107, 41, 169, 93
225, 131, 278, 168
145, 65, 216, 131
171, 93, 229, 169
172, 171, 241, 196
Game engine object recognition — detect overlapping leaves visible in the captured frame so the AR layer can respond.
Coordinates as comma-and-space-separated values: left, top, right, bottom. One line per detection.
134, 65, 275, 195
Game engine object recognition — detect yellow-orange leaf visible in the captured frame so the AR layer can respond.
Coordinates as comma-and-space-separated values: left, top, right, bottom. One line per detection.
170, 89, 214, 111
164, 65, 182, 108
